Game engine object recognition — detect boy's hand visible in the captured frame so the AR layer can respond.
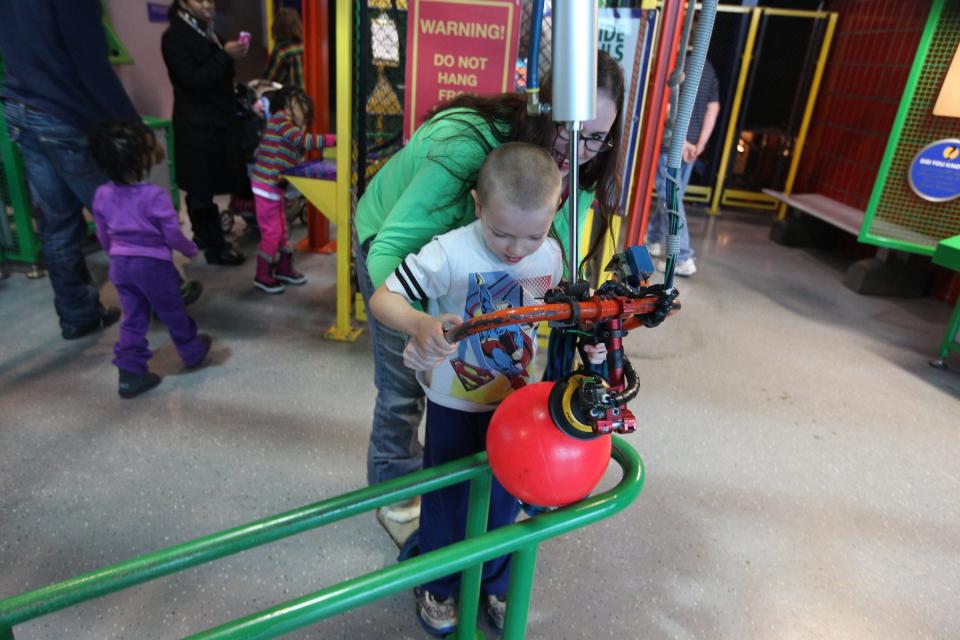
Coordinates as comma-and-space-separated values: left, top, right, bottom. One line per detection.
583, 342, 607, 365
403, 313, 462, 371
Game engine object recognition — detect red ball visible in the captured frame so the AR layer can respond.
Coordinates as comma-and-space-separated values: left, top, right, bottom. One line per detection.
487, 382, 612, 507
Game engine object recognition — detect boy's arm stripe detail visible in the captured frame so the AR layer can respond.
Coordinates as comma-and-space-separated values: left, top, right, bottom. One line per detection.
400, 260, 428, 301
393, 266, 418, 301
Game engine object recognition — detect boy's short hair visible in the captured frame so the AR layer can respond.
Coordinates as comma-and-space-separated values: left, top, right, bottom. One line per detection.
477, 142, 561, 213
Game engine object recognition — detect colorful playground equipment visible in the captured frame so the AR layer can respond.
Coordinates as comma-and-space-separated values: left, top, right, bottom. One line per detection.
0, 2, 723, 636
0, 438, 644, 640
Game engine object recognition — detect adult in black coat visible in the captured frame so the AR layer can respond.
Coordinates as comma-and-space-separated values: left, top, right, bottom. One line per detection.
161, 0, 248, 266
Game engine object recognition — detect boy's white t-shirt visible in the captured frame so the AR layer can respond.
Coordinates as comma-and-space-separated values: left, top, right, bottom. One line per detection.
384, 220, 563, 413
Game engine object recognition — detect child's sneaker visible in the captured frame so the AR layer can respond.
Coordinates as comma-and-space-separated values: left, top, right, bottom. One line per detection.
647, 241, 663, 257
118, 370, 161, 399
185, 334, 212, 369
414, 587, 457, 637
484, 594, 506, 632
254, 254, 286, 294
275, 249, 307, 285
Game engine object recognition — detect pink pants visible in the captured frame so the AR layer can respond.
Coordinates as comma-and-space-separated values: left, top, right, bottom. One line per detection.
252, 181, 287, 257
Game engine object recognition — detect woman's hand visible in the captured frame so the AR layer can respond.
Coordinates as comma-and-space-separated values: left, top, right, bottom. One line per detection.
403, 313, 462, 371
583, 342, 608, 365
223, 40, 249, 60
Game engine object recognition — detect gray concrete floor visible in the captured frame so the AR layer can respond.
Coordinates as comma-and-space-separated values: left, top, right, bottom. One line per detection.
1, 210, 958, 640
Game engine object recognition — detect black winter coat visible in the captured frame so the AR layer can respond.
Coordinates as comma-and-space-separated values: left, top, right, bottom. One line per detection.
161, 16, 244, 195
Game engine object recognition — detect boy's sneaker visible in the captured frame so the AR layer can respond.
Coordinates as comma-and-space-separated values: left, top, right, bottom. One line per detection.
484, 594, 506, 632
118, 370, 161, 399
414, 587, 457, 637
519, 502, 556, 518
647, 241, 663, 257
675, 257, 697, 277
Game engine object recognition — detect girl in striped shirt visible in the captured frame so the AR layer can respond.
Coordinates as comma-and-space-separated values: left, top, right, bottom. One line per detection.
250, 87, 335, 293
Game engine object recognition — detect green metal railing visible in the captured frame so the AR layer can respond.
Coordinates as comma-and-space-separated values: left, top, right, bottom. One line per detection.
0, 437, 644, 639
0, 58, 41, 267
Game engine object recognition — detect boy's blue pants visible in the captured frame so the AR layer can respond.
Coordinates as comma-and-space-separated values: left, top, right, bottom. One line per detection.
419, 400, 521, 599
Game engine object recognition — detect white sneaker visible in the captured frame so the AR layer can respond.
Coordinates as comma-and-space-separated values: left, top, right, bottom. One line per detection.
675, 257, 697, 277
647, 241, 663, 257
485, 594, 506, 632
380, 496, 421, 523
415, 587, 458, 636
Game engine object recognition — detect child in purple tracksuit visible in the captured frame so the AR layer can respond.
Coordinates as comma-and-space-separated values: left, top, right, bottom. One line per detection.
89, 120, 211, 398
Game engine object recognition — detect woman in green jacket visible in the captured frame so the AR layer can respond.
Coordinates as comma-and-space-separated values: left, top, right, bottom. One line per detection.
356, 51, 625, 518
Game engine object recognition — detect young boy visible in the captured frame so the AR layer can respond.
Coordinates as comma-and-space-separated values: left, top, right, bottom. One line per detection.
370, 142, 564, 636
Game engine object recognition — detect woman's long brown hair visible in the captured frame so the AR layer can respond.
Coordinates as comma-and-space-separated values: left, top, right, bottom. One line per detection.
423, 50, 626, 267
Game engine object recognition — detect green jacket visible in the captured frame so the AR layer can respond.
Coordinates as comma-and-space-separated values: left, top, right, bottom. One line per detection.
355, 108, 595, 288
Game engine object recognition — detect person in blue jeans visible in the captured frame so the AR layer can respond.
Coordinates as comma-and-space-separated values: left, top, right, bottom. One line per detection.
647, 56, 720, 278
0, 0, 140, 339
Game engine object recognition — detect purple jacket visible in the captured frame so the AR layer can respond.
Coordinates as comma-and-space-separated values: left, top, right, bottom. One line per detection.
92, 183, 198, 262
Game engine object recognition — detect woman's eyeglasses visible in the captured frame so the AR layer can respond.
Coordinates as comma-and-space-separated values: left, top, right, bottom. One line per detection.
554, 125, 614, 153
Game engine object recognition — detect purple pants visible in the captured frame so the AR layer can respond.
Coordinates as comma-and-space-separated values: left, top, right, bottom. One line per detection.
110, 256, 206, 373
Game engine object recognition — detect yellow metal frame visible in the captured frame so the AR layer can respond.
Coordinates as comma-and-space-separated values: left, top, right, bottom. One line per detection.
720, 188, 779, 210
709, 8, 836, 215
684, 185, 712, 203
655, 2, 752, 13
762, 8, 832, 19
777, 11, 838, 219
286, 2, 362, 342
263, 0, 275, 53
709, 7, 762, 214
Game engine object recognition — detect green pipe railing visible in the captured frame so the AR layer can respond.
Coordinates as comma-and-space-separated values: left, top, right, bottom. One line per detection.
0, 437, 644, 639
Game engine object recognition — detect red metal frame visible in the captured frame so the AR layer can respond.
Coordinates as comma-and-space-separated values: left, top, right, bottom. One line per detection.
446, 295, 663, 345
300, 0, 334, 254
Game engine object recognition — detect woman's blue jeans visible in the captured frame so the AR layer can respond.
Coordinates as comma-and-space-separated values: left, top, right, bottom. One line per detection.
3, 100, 108, 332
353, 227, 425, 486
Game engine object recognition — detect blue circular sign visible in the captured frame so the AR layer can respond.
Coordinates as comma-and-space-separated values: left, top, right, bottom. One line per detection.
908, 139, 960, 202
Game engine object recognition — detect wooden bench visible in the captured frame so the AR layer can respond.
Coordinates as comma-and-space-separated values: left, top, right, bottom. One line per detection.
762, 189, 865, 235
764, 188, 932, 296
